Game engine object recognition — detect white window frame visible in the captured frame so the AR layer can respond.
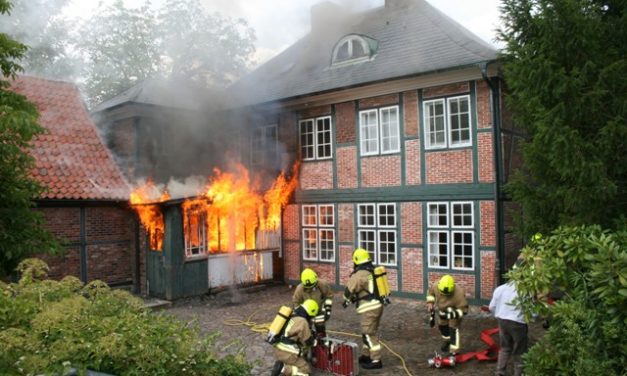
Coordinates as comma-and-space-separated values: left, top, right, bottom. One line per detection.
427, 201, 475, 270
184, 206, 208, 259
302, 204, 335, 262
359, 106, 400, 156
251, 124, 278, 168
332, 34, 372, 66
357, 203, 397, 266
423, 95, 472, 150
299, 116, 332, 161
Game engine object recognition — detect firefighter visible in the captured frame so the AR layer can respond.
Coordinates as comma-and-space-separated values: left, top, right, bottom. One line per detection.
293, 268, 334, 337
342, 248, 384, 370
426, 274, 468, 354
271, 299, 319, 376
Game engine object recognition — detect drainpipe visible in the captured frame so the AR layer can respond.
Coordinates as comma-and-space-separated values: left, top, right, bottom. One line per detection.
480, 62, 505, 285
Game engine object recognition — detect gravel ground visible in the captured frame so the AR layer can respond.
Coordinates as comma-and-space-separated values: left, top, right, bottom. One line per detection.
166, 284, 544, 376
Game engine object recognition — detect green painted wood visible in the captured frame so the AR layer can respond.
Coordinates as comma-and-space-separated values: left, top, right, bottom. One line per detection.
147, 250, 166, 298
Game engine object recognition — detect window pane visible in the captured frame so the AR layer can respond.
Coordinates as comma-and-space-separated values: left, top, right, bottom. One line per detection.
319, 229, 335, 261
351, 39, 366, 58
452, 202, 473, 227
379, 230, 396, 265
317, 117, 332, 158
425, 100, 445, 148
358, 230, 376, 263
360, 110, 379, 154
302, 205, 317, 226
337, 41, 350, 61
319, 205, 334, 226
303, 229, 318, 260
449, 97, 470, 146
380, 107, 399, 153
300, 120, 315, 160
358, 204, 375, 227
185, 208, 207, 257
378, 203, 395, 227
428, 231, 448, 267
428, 203, 448, 227
452, 231, 473, 269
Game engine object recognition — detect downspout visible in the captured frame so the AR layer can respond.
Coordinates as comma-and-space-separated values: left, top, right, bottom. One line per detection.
480, 61, 505, 285
134, 213, 141, 294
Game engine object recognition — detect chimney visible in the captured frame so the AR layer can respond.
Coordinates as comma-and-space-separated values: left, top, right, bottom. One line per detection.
310, 1, 348, 33
385, 0, 414, 9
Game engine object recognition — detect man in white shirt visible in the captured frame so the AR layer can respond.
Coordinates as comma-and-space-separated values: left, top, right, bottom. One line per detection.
489, 281, 528, 376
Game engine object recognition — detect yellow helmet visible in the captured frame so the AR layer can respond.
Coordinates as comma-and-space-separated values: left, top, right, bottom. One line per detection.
352, 248, 371, 265
301, 299, 319, 317
438, 275, 455, 295
301, 268, 318, 288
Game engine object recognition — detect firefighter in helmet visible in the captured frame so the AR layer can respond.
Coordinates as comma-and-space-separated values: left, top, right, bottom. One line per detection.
426, 275, 468, 354
293, 268, 334, 337
271, 299, 319, 376
342, 248, 384, 369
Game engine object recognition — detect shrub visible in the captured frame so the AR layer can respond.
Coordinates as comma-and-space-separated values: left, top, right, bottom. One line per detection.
508, 224, 627, 375
0, 258, 251, 375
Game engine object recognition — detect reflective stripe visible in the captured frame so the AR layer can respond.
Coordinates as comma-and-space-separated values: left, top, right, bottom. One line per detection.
356, 299, 382, 314
324, 299, 333, 306
455, 309, 464, 318
293, 366, 309, 376
276, 342, 300, 355
426, 295, 436, 303
363, 334, 374, 348
313, 315, 325, 324
371, 344, 382, 352
450, 327, 460, 351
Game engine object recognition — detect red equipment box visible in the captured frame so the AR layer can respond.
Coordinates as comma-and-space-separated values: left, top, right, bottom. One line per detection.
312, 336, 360, 376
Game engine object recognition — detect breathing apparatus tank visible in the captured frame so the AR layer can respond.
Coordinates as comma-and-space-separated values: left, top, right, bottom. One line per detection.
266, 305, 293, 344
374, 266, 391, 305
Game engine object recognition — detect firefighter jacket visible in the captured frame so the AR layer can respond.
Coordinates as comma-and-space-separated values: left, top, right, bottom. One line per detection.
293, 280, 334, 324
275, 315, 313, 356
344, 269, 383, 314
426, 282, 469, 317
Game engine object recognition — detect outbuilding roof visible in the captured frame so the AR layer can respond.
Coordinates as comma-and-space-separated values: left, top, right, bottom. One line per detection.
11, 76, 130, 201
228, 0, 498, 106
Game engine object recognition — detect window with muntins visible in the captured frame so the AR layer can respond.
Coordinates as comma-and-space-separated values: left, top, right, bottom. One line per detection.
423, 95, 471, 149
184, 204, 208, 258
332, 35, 373, 66
427, 202, 474, 270
300, 116, 332, 160
302, 204, 335, 262
251, 124, 278, 168
359, 105, 400, 156
357, 203, 397, 266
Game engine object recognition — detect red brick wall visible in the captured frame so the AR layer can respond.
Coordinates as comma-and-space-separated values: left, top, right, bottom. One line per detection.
300, 161, 333, 190
337, 146, 358, 189
361, 155, 401, 187
38, 246, 81, 281
302, 262, 336, 285
401, 247, 423, 293
403, 90, 418, 137
423, 82, 469, 98
385, 268, 398, 291
299, 105, 332, 119
338, 204, 354, 243
425, 150, 473, 184
405, 139, 421, 185
335, 101, 356, 144
284, 241, 300, 281
87, 243, 131, 283
283, 204, 300, 241
358, 94, 399, 108
480, 250, 497, 300
428, 272, 475, 299
480, 201, 496, 247
475, 80, 492, 129
339, 245, 354, 285
478, 132, 495, 183
39, 207, 80, 243
401, 202, 422, 244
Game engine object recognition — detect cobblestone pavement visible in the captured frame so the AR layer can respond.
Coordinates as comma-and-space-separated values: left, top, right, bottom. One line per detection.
166, 284, 544, 376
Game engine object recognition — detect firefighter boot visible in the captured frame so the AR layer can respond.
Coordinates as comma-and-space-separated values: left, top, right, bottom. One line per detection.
271, 361, 284, 376
359, 355, 372, 364
361, 359, 383, 370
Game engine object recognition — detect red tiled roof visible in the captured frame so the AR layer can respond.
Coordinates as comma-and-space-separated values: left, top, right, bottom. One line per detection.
11, 76, 130, 201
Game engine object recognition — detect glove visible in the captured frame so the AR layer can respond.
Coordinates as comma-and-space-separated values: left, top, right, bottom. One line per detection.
324, 306, 332, 321
342, 300, 350, 309
429, 309, 436, 328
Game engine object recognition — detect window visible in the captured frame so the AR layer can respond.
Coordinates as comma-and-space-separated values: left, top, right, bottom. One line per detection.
299, 116, 332, 160
427, 202, 474, 270
359, 106, 400, 156
302, 204, 335, 262
357, 203, 397, 266
251, 124, 278, 168
423, 95, 471, 149
332, 34, 376, 66
183, 203, 208, 258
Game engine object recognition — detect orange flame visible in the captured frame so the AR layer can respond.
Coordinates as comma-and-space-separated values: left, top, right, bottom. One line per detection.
130, 179, 170, 250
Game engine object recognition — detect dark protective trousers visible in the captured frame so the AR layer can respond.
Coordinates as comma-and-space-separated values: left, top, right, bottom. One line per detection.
495, 318, 528, 376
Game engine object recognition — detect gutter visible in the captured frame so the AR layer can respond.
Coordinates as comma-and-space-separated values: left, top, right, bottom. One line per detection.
479, 61, 506, 285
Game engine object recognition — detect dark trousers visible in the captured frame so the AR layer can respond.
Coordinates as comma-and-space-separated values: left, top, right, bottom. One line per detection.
496, 318, 528, 376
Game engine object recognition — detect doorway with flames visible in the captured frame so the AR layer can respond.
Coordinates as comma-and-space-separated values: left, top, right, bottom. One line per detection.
131, 164, 298, 300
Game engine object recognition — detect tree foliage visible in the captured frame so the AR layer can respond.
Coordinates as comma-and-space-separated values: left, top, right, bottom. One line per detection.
508, 225, 627, 375
0, 258, 251, 375
0, 0, 58, 277
498, 0, 627, 235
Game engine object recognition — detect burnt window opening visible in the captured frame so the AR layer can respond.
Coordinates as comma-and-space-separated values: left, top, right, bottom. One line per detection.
251, 124, 278, 169
184, 203, 208, 258
332, 34, 378, 67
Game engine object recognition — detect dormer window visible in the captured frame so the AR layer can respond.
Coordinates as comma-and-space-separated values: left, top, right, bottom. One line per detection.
332, 34, 377, 66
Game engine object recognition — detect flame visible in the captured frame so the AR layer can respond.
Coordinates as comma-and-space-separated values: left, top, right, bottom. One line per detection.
130, 163, 299, 256
130, 179, 170, 250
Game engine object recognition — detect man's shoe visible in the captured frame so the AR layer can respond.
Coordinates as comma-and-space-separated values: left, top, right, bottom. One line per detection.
362, 360, 383, 369
270, 361, 284, 376
359, 355, 372, 364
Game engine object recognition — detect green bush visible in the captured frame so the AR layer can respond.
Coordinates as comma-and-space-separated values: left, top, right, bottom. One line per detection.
0, 259, 251, 376
508, 224, 627, 376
